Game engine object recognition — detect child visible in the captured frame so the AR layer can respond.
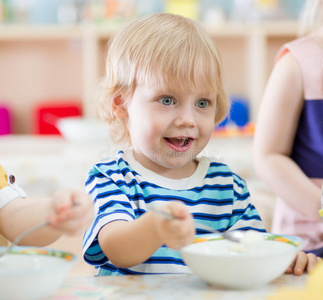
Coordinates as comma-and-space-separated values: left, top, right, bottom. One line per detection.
0, 163, 94, 246
83, 13, 320, 276
253, 0, 323, 257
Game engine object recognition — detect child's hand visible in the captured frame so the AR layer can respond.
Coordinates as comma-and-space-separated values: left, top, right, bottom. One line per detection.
285, 251, 322, 275
156, 201, 195, 250
48, 190, 94, 235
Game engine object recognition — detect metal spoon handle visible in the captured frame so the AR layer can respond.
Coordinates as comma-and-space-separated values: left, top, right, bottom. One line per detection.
153, 207, 261, 246
151, 208, 174, 220
150, 206, 245, 243
151, 207, 221, 234
0, 221, 49, 258
0, 200, 80, 258
12, 220, 49, 246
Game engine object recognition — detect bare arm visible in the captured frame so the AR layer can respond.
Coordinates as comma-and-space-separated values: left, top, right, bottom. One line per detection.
253, 52, 321, 221
98, 201, 195, 268
0, 190, 94, 246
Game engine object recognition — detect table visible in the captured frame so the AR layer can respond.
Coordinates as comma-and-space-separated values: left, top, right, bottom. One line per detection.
51, 273, 307, 300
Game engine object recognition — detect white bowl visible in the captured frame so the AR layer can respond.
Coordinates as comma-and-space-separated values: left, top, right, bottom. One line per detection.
0, 247, 77, 300
181, 233, 304, 289
56, 117, 111, 144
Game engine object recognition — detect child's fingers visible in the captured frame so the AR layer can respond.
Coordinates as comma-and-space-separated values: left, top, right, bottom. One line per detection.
55, 202, 89, 222
285, 262, 294, 274
71, 192, 80, 206
49, 192, 93, 228
290, 251, 320, 275
307, 253, 322, 273
49, 207, 93, 235
167, 201, 190, 219
52, 190, 74, 210
293, 251, 307, 275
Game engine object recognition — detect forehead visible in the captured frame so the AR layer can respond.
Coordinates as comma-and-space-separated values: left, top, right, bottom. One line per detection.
135, 82, 216, 100
136, 61, 220, 96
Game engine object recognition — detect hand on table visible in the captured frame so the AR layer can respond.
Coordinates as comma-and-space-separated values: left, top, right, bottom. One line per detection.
286, 251, 322, 275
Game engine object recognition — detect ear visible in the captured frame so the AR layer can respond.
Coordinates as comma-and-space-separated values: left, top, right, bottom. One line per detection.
112, 95, 128, 119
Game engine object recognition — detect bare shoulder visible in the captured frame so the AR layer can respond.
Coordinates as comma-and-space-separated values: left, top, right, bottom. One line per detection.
265, 50, 303, 107
274, 51, 302, 80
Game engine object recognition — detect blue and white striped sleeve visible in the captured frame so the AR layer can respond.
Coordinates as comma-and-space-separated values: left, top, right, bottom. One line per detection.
228, 173, 266, 233
82, 164, 136, 266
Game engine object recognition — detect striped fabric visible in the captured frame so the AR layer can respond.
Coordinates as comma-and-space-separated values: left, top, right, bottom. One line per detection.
83, 150, 265, 276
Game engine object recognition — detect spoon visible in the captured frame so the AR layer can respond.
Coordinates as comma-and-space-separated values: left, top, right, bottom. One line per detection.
0, 200, 80, 258
0, 220, 49, 258
151, 207, 245, 244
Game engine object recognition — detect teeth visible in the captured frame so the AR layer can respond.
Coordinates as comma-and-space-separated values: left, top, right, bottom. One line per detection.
176, 137, 187, 140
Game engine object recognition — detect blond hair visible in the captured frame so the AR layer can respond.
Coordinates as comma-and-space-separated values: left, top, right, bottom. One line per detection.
298, 0, 323, 36
98, 13, 229, 145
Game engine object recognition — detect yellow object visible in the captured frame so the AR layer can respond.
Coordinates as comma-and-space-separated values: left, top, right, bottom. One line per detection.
164, 0, 199, 20
319, 209, 323, 217
254, 0, 278, 11
268, 261, 323, 300
0, 165, 9, 189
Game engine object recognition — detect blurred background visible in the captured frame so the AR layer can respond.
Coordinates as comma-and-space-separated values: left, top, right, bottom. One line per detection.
0, 0, 308, 275
0, 0, 306, 135
0, 0, 306, 24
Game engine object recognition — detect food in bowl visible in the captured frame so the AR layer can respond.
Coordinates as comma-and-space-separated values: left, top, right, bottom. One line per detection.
181, 232, 304, 289
227, 230, 264, 252
0, 247, 76, 300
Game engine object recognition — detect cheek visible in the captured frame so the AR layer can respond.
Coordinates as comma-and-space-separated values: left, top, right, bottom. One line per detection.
127, 108, 146, 130
199, 113, 215, 134
129, 113, 162, 139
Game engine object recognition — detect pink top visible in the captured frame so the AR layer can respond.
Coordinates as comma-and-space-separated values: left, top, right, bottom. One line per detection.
271, 36, 323, 251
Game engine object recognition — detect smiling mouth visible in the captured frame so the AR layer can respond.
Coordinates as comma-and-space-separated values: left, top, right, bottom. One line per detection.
165, 137, 193, 148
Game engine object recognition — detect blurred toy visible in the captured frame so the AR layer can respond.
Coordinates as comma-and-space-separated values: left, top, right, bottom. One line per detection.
213, 96, 253, 137
165, 0, 199, 20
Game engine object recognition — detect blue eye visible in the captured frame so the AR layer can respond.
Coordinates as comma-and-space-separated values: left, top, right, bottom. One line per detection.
159, 97, 174, 106
196, 99, 208, 108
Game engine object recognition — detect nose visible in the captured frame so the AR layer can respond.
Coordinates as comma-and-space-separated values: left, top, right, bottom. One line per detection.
175, 105, 197, 128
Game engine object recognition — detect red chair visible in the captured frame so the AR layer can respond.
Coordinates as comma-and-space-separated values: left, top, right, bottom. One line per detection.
33, 101, 82, 135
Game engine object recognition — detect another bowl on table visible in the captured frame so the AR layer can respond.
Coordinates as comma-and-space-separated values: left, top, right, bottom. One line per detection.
56, 117, 111, 144
180, 232, 304, 289
0, 247, 77, 300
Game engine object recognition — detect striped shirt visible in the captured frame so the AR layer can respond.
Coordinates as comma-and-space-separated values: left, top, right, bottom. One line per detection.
83, 150, 265, 276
